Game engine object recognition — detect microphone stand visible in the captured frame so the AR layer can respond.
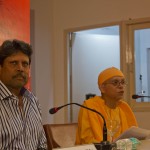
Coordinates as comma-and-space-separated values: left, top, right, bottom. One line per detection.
49, 103, 117, 150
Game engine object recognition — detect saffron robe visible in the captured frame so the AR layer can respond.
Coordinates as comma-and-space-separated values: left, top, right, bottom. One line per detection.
75, 96, 138, 144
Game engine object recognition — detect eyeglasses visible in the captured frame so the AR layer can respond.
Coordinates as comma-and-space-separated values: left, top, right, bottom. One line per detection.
104, 80, 127, 87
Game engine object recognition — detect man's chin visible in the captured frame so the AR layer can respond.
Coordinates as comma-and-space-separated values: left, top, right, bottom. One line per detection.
116, 95, 123, 101
118, 96, 123, 100
13, 82, 27, 89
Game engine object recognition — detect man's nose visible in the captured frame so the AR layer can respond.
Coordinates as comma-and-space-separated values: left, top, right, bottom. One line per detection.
17, 63, 24, 71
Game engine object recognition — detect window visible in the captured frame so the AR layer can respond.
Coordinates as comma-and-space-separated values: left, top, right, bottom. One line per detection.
66, 18, 150, 122
122, 18, 150, 111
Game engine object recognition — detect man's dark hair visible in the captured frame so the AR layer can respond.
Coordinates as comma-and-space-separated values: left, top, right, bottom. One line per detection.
0, 39, 33, 65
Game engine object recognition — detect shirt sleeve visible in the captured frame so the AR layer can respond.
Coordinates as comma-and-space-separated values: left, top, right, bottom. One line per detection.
34, 96, 48, 150
37, 127, 48, 150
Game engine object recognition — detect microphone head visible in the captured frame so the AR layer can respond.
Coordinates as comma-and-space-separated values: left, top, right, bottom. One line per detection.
49, 107, 58, 114
132, 94, 139, 99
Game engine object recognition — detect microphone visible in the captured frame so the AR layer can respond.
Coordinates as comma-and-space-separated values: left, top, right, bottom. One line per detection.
132, 94, 150, 99
49, 102, 107, 141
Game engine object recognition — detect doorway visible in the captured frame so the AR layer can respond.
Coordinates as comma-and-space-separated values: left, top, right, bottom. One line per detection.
68, 25, 120, 122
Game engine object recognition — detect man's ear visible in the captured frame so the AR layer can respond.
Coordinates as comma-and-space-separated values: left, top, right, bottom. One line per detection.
99, 84, 106, 93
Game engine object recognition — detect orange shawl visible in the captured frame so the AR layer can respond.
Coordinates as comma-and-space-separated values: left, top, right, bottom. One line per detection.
75, 96, 138, 144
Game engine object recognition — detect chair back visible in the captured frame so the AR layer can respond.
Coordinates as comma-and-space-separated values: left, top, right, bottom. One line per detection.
43, 123, 78, 150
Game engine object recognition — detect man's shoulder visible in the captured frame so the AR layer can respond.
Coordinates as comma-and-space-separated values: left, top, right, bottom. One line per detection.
119, 100, 129, 105
23, 88, 38, 103
84, 96, 104, 106
0, 80, 13, 100
118, 100, 131, 109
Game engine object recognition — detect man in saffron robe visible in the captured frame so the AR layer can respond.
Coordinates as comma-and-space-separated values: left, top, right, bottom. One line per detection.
76, 67, 138, 144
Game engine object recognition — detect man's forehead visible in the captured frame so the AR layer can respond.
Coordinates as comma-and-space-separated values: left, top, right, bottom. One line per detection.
4, 52, 29, 61
108, 76, 125, 81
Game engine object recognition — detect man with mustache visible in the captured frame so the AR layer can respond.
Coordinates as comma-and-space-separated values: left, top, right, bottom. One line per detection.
0, 39, 47, 149
76, 67, 138, 144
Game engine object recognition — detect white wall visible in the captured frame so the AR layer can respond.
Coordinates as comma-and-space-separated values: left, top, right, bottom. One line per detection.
30, 0, 150, 128
30, 0, 54, 124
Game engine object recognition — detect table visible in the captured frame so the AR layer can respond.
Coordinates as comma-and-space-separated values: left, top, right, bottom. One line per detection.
137, 139, 150, 150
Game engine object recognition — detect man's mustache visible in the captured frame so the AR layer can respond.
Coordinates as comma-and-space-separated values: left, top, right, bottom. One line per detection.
12, 73, 27, 80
